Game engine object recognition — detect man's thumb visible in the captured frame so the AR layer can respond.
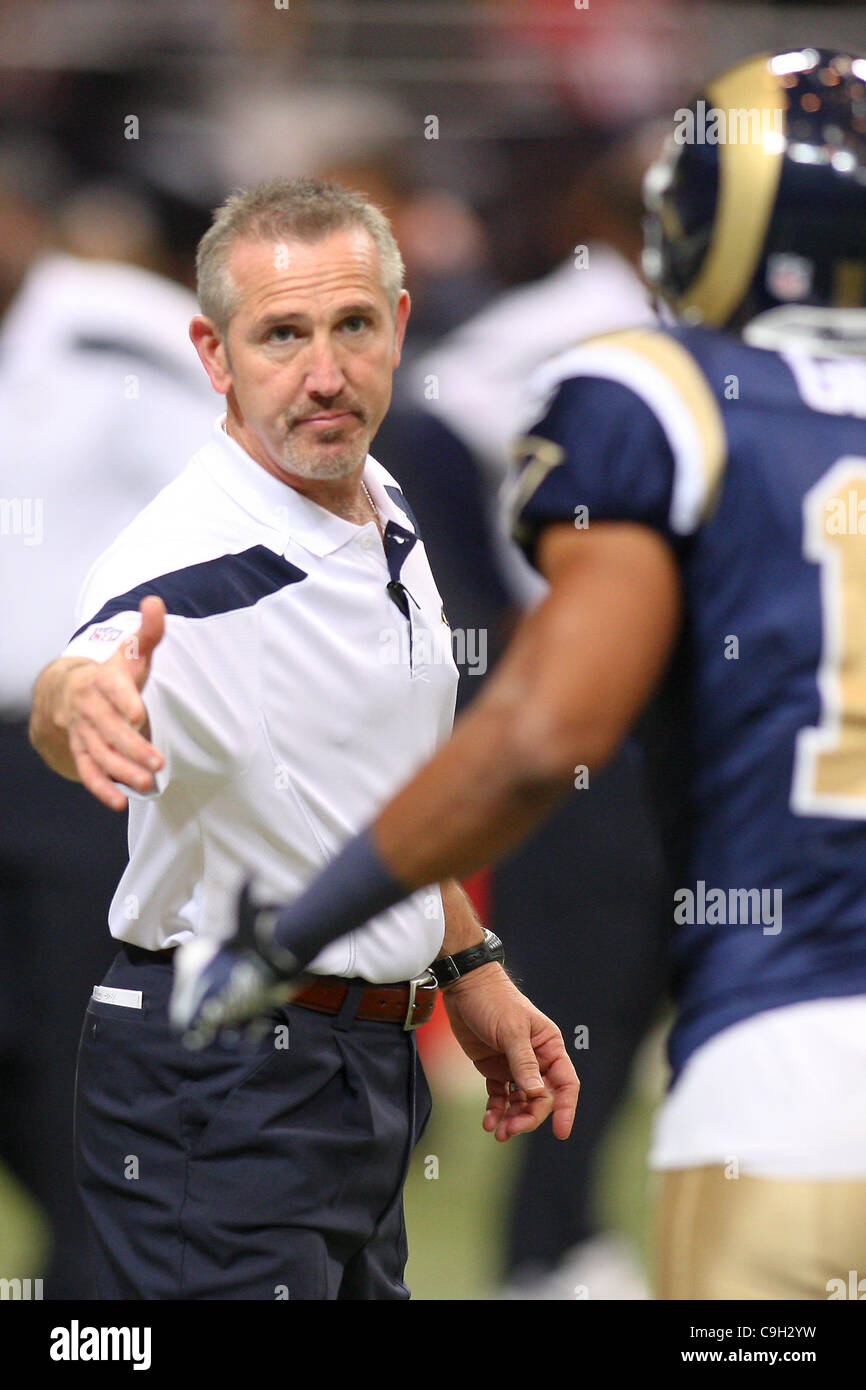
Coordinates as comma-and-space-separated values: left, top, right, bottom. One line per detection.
507, 1039, 545, 1096
129, 596, 166, 677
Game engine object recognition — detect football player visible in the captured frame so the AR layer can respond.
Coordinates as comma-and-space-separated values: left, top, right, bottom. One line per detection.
175, 49, 866, 1298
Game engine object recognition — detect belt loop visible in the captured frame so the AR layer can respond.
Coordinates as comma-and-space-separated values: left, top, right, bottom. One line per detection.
333, 979, 366, 1031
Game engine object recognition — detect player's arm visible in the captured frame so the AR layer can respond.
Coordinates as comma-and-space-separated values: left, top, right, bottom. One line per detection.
258, 517, 681, 955
373, 519, 681, 886
29, 596, 167, 810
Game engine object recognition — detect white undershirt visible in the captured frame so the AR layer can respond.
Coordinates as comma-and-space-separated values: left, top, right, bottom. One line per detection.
649, 996, 866, 1178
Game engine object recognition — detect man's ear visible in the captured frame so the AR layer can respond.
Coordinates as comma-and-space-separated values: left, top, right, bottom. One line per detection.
190, 315, 232, 394
391, 290, 411, 369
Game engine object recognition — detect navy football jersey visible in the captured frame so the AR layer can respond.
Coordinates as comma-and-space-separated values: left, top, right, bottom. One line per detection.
511, 324, 866, 1079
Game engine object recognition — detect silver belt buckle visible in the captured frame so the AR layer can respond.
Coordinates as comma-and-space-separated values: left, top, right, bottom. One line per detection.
403, 968, 437, 1031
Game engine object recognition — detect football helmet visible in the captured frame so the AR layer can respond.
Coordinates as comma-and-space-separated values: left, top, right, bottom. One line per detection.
643, 49, 866, 328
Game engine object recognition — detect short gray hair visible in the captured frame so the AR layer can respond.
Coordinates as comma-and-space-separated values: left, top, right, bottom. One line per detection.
196, 177, 405, 331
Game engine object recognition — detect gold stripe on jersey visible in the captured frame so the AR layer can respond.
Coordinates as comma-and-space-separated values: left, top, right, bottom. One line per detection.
511, 329, 728, 533
681, 54, 787, 327
595, 328, 728, 522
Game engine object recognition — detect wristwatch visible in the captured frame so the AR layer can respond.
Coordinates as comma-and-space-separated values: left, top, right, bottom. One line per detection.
430, 928, 505, 987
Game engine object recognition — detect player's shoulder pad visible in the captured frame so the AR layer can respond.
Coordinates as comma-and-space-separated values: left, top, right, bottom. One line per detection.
519, 325, 729, 535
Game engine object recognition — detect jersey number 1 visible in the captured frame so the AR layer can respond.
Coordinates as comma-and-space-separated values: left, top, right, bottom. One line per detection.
791, 457, 866, 818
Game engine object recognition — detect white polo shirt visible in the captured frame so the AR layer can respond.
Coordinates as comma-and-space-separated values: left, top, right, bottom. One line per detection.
62, 417, 458, 982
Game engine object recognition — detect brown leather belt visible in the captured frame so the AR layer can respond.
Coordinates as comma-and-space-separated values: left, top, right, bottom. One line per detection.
293, 970, 438, 1030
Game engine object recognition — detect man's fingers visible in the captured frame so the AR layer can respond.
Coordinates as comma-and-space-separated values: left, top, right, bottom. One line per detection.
492, 1080, 576, 1143
76, 716, 156, 795
481, 1078, 551, 1141
69, 738, 128, 811
99, 666, 150, 729
481, 1041, 579, 1143
78, 685, 162, 772
496, 1102, 552, 1142
545, 1054, 580, 1140
79, 687, 158, 772
532, 1032, 580, 1140
492, 1088, 554, 1143
482, 1079, 510, 1132
62, 658, 165, 812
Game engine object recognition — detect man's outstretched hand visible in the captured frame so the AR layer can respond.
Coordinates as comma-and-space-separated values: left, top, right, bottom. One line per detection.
442, 964, 579, 1142
30, 595, 167, 810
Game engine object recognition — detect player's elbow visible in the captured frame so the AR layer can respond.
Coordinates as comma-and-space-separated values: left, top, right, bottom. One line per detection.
497, 697, 621, 800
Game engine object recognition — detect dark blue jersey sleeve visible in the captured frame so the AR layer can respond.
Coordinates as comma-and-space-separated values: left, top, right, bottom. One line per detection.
511, 375, 678, 563
508, 327, 729, 566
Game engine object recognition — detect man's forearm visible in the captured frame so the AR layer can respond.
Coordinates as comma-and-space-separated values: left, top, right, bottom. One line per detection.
372, 521, 681, 887
438, 878, 486, 958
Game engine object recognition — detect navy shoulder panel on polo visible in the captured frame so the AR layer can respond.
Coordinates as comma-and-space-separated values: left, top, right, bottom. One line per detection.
72, 544, 307, 639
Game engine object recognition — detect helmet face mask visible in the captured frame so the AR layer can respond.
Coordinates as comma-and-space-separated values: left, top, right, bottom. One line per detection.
643, 48, 866, 331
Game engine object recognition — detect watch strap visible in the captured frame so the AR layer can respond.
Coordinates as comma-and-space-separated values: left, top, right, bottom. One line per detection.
431, 928, 505, 987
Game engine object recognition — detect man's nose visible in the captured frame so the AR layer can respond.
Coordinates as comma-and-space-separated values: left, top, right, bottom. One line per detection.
303, 337, 347, 399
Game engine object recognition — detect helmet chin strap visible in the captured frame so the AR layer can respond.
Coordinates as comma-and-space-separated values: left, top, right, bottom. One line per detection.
743, 305, 866, 357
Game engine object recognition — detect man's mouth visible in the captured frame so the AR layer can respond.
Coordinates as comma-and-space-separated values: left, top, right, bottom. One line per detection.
295, 411, 360, 429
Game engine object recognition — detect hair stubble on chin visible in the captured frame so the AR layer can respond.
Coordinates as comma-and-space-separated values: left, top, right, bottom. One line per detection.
273, 394, 372, 481
277, 433, 368, 482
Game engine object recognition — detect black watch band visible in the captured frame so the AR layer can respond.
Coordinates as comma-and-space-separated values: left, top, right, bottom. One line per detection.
430, 928, 505, 987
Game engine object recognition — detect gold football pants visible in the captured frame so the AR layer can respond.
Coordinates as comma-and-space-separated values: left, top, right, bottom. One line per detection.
656, 1166, 866, 1299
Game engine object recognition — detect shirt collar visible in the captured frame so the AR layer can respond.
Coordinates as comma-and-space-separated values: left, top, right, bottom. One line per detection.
200, 415, 412, 558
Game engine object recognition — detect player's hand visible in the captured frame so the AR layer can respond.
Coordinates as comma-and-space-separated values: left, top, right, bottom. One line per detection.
441, 964, 579, 1142
52, 596, 167, 810
169, 881, 304, 1048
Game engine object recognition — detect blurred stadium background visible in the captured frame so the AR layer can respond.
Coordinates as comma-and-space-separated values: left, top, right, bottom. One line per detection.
2, 0, 866, 1301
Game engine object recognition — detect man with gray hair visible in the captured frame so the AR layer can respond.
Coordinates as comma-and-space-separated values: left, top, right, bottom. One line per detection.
30, 177, 578, 1300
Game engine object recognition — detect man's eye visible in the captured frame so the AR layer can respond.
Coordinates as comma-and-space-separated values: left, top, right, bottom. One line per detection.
268, 325, 296, 342
343, 316, 369, 334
